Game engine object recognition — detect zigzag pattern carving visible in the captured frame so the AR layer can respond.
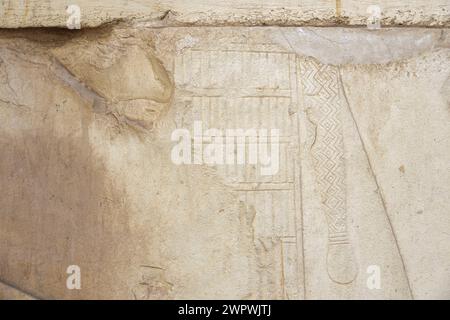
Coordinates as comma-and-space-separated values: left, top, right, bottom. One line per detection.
299, 57, 357, 284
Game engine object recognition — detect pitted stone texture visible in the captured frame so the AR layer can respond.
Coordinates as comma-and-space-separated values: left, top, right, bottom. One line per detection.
0, 1, 449, 28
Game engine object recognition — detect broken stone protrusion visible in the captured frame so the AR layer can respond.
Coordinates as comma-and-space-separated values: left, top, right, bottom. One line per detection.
51, 33, 173, 130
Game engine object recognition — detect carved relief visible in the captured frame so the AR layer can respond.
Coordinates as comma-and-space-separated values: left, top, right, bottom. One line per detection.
131, 266, 173, 300
174, 43, 303, 299
298, 57, 358, 284
51, 33, 173, 130
1, 26, 449, 300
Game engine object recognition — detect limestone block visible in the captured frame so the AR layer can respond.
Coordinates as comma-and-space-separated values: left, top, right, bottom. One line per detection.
0, 25, 449, 299
0, 1, 449, 28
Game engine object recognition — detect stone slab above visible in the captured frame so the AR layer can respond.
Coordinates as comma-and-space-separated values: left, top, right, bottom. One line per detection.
0, 0, 449, 28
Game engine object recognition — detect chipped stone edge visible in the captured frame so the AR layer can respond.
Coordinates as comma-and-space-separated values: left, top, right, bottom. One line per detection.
0, 6, 449, 29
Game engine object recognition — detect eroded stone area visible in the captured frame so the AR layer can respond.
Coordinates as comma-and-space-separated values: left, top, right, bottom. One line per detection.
0, 26, 449, 299
0, 1, 449, 28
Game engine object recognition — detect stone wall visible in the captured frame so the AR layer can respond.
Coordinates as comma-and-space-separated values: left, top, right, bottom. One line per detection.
0, 1, 449, 299
0, 1, 449, 27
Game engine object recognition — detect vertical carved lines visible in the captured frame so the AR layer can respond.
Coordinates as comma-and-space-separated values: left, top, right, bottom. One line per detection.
175, 47, 302, 298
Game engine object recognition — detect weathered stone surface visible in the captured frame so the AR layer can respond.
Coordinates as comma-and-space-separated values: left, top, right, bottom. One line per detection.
0, 1, 449, 28
51, 28, 173, 130
0, 25, 449, 299
0, 281, 36, 300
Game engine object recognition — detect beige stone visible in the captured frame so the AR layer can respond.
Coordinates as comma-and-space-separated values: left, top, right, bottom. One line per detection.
0, 5, 449, 301
0, 1, 449, 28
0, 281, 36, 300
